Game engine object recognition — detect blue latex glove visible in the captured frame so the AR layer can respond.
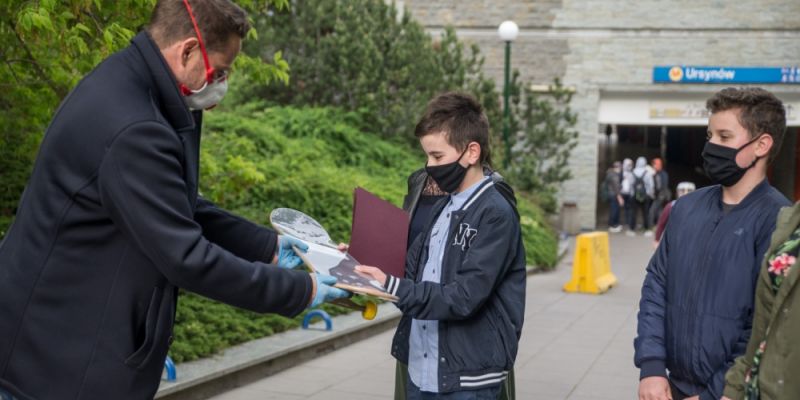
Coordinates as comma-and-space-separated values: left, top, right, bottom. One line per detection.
310, 274, 351, 308
277, 235, 308, 269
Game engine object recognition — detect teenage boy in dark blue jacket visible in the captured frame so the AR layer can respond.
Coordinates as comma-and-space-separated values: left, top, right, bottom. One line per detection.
357, 92, 526, 399
634, 87, 791, 400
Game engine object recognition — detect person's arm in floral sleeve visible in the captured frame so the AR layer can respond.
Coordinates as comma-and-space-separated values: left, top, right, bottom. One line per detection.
723, 270, 773, 400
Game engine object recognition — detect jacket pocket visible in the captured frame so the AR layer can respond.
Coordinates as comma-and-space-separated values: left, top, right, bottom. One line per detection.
446, 310, 504, 370
125, 286, 174, 369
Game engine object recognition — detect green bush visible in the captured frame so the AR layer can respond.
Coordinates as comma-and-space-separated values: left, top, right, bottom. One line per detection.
171, 291, 368, 363
168, 105, 557, 362
235, 0, 502, 147
518, 197, 559, 270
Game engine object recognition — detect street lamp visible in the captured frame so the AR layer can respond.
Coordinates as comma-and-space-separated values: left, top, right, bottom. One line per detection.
498, 20, 518, 170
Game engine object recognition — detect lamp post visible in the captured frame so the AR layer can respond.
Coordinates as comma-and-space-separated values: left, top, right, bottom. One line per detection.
498, 21, 518, 170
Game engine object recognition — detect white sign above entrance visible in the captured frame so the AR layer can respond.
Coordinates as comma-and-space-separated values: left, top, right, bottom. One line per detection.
598, 92, 800, 126
649, 101, 709, 120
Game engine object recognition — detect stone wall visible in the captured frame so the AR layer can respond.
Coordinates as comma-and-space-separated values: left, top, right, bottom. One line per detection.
402, 0, 800, 228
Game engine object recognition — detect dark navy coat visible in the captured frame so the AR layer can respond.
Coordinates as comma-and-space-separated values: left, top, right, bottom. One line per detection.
0, 32, 312, 400
634, 180, 790, 399
387, 179, 526, 393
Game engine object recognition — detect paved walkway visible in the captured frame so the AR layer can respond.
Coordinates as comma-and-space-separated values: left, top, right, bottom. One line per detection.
210, 233, 655, 400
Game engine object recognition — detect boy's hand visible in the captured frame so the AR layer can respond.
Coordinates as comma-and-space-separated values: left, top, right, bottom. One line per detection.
638, 376, 672, 400
354, 265, 387, 287
338, 243, 349, 252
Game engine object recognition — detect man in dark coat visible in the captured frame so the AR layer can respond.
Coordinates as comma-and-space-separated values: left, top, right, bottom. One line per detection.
0, 1, 347, 399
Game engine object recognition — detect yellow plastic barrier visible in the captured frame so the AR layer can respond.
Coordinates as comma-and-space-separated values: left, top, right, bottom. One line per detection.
563, 232, 617, 294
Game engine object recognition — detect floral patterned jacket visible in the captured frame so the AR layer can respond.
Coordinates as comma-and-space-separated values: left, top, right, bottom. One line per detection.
724, 202, 800, 400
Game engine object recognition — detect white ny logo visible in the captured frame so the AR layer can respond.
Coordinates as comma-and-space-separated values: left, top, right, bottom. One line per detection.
452, 223, 478, 251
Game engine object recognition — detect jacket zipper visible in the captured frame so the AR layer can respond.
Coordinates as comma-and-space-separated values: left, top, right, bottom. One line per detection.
682, 211, 724, 379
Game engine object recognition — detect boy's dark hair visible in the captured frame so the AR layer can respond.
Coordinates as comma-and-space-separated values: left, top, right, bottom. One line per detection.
415, 92, 492, 166
147, 0, 250, 52
706, 87, 786, 162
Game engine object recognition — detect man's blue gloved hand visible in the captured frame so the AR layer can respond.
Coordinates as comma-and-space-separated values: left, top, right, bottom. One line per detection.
310, 273, 351, 308
277, 235, 308, 269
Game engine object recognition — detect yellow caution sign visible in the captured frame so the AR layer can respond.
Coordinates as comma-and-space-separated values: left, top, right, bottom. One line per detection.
563, 232, 617, 294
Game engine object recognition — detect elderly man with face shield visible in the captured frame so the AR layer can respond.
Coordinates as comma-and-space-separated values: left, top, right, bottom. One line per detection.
0, 2, 349, 399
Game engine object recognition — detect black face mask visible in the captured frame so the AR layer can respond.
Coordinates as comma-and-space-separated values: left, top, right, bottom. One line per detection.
426, 148, 469, 193
702, 135, 763, 187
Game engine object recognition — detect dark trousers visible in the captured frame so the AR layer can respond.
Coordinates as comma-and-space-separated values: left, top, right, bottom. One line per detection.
608, 197, 621, 227
630, 198, 652, 230
669, 380, 690, 400
407, 375, 502, 400
624, 195, 635, 230
649, 198, 665, 227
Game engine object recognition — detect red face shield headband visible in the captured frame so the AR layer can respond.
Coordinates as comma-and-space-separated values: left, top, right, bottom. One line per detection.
178, 0, 226, 96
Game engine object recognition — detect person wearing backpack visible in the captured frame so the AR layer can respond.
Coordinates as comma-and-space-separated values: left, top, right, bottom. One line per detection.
630, 157, 655, 236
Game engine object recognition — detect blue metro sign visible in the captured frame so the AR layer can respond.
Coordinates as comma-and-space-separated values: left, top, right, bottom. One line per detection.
653, 66, 800, 84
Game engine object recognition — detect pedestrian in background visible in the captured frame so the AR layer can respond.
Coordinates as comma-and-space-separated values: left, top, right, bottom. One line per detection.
631, 156, 655, 236
621, 158, 636, 235
603, 161, 624, 232
649, 158, 671, 228
653, 181, 695, 247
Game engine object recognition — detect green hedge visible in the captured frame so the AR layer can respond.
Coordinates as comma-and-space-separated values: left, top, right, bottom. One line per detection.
171, 105, 560, 362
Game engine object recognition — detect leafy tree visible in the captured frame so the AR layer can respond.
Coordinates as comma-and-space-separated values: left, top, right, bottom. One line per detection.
0, 0, 290, 237
506, 78, 579, 212
230, 0, 502, 147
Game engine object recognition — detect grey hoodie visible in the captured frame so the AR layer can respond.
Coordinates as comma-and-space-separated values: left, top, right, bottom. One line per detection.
632, 156, 655, 199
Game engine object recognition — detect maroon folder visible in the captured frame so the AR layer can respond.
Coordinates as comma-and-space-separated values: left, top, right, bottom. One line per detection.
348, 187, 409, 279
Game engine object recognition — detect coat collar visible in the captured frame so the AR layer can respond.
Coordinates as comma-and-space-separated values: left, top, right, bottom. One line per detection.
130, 31, 196, 132
712, 178, 771, 212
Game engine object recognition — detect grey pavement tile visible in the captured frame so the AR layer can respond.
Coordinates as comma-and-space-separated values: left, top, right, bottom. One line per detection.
572, 372, 638, 398
567, 395, 625, 400
303, 346, 393, 370
249, 364, 359, 387
207, 386, 306, 400
329, 371, 395, 396
529, 348, 600, 365
516, 363, 591, 385
589, 358, 638, 377
517, 379, 576, 399
241, 375, 332, 397
306, 389, 393, 400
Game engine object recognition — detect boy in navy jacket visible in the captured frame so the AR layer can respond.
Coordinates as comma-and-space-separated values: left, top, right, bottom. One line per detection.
357, 92, 526, 399
634, 87, 791, 400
